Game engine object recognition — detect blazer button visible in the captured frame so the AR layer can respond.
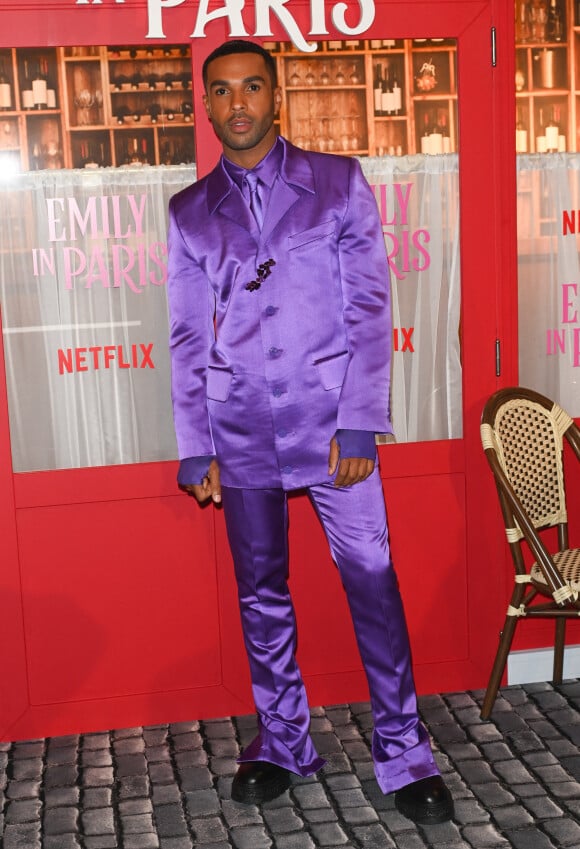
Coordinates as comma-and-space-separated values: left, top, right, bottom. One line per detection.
268, 347, 283, 359
281, 465, 293, 475
272, 386, 285, 398
265, 305, 278, 316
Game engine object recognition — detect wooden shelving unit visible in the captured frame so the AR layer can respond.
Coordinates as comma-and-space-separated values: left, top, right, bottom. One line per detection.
269, 38, 458, 157
5, 9, 578, 171
0, 44, 195, 172
514, 0, 574, 153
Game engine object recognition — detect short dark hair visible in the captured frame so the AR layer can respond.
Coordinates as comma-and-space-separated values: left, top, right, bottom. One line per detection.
202, 39, 278, 90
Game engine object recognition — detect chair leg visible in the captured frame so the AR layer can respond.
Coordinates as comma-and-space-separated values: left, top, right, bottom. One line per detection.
553, 618, 566, 684
481, 613, 519, 720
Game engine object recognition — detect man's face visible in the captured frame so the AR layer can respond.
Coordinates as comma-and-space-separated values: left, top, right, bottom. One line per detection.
203, 52, 282, 167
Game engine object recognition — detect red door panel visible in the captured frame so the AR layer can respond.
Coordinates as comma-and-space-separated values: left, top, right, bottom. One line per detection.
0, 0, 516, 739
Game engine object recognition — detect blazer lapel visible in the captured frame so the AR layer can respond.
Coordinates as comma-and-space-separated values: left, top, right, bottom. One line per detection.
206, 160, 259, 240
261, 179, 301, 242
261, 139, 316, 242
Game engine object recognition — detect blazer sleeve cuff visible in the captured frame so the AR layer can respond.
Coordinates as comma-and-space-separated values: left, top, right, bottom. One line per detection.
177, 455, 215, 486
335, 429, 377, 460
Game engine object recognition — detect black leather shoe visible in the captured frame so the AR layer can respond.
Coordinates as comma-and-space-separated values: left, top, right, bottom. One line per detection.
394, 775, 454, 824
231, 761, 291, 805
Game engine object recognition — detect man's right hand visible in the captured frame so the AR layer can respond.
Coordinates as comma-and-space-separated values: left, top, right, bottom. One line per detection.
183, 459, 222, 504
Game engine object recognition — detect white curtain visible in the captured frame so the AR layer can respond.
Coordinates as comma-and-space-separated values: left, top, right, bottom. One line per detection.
360, 154, 462, 443
517, 154, 580, 415
0, 155, 461, 473
0, 165, 195, 471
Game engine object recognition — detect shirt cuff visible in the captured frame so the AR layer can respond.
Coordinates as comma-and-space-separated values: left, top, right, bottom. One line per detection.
335, 429, 376, 460
177, 455, 215, 486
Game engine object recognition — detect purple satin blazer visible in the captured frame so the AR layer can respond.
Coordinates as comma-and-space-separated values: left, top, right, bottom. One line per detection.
167, 138, 392, 490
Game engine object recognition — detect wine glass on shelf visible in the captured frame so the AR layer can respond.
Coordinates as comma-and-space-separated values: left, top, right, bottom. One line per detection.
305, 64, 316, 86
43, 140, 62, 169
323, 117, 336, 152
340, 116, 351, 151
294, 117, 308, 150
335, 65, 346, 85
73, 89, 95, 125
306, 94, 319, 151
349, 63, 360, 85
320, 64, 330, 85
288, 62, 301, 86
348, 98, 362, 151
316, 116, 331, 152
94, 89, 103, 124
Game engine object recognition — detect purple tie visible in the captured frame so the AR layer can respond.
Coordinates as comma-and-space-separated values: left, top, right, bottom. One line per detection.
245, 172, 264, 230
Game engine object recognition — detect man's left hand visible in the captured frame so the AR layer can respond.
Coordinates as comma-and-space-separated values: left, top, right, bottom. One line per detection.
328, 437, 375, 487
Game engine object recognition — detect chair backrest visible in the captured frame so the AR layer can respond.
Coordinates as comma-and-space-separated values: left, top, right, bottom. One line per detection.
480, 387, 574, 541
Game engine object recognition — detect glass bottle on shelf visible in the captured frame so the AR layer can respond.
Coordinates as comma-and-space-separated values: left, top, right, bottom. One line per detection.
30, 142, 41, 170
547, 0, 563, 43
148, 103, 161, 123
112, 74, 130, 91
530, 0, 548, 43
128, 137, 141, 164
536, 107, 547, 152
0, 61, 12, 110
420, 112, 432, 153
140, 137, 150, 164
114, 105, 131, 124
516, 108, 528, 153
130, 70, 143, 90
429, 111, 443, 154
392, 70, 402, 114
381, 70, 393, 115
439, 111, 451, 152
373, 64, 383, 116
21, 60, 33, 110
516, 1, 531, 42
545, 106, 559, 151
32, 59, 48, 109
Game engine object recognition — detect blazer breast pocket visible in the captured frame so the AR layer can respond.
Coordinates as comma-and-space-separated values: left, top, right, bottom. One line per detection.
287, 220, 335, 251
314, 350, 349, 390
206, 367, 233, 402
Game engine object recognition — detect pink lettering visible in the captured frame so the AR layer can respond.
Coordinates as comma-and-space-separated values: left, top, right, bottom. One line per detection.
562, 283, 578, 323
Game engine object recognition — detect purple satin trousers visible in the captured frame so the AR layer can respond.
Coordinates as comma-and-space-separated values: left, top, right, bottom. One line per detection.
221, 466, 439, 794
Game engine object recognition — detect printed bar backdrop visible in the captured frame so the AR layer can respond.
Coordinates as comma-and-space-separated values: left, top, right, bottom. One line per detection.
0, 155, 461, 472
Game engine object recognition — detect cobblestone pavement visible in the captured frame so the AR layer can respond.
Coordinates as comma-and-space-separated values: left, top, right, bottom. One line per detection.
2, 682, 580, 848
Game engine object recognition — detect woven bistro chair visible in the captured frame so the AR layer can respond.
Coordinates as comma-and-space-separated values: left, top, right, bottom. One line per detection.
479, 387, 580, 719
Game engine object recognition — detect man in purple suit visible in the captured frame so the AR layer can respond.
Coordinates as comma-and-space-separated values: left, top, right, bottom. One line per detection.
167, 39, 453, 823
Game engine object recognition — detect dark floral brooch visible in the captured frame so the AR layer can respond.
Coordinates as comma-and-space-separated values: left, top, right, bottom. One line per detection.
245, 258, 276, 292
